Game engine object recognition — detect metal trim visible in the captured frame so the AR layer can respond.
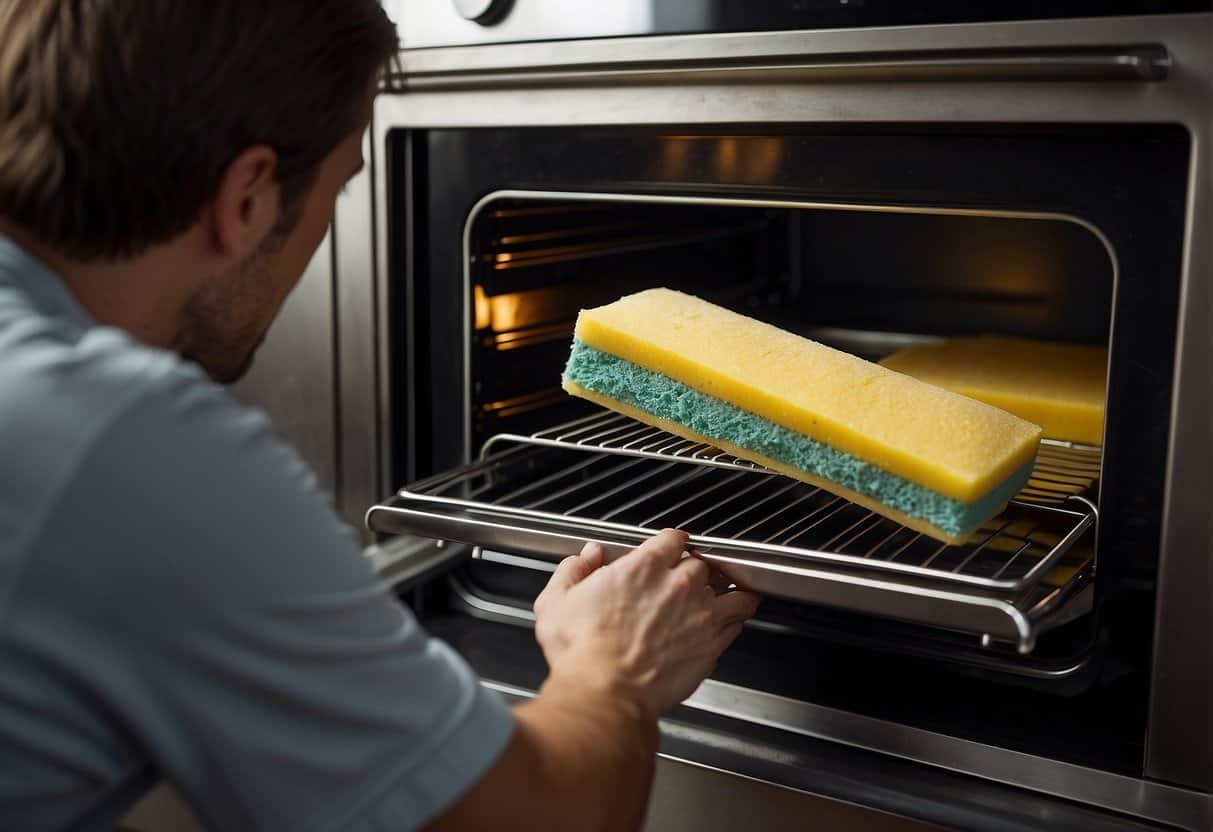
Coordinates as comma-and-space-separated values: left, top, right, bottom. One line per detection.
396, 45, 1171, 91
393, 14, 1197, 77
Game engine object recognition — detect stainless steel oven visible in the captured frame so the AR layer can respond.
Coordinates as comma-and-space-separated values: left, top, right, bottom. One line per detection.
247, 4, 1212, 829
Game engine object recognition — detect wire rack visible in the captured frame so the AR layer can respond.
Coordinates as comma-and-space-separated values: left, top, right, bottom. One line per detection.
414, 433, 1094, 592
368, 414, 1099, 652
369, 443, 1096, 653
498, 410, 1102, 506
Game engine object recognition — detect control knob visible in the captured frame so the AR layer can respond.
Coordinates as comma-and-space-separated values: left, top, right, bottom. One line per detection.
453, 0, 512, 25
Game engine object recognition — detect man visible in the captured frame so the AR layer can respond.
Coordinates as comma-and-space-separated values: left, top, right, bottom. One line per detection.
0, 2, 760, 830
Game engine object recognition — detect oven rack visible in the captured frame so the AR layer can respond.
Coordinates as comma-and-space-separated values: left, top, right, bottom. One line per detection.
503, 411, 1102, 506
368, 436, 1097, 653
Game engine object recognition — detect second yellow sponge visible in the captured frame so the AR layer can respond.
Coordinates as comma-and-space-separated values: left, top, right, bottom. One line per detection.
880, 337, 1107, 445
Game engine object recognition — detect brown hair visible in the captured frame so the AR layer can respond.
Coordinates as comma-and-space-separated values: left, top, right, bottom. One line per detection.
0, 1, 398, 260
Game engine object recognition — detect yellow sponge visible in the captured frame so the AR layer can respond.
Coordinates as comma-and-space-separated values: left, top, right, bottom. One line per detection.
572, 289, 1041, 504
880, 337, 1106, 445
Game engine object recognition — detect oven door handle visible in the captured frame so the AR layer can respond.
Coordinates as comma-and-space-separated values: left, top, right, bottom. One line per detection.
398, 45, 1172, 90
910, 45, 1172, 82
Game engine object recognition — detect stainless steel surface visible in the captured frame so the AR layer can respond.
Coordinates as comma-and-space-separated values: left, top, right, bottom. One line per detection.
642, 757, 942, 832
680, 679, 1211, 831
397, 45, 1171, 91
1148, 22, 1213, 789
476, 670, 1210, 831
333, 131, 381, 533
509, 411, 1102, 508
232, 231, 337, 493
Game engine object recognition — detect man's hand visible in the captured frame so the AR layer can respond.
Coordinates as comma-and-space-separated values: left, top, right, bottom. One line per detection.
426, 530, 759, 832
533, 529, 761, 720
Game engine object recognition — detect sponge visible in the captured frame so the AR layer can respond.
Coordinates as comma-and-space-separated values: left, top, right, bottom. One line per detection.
879, 337, 1107, 445
562, 289, 1042, 543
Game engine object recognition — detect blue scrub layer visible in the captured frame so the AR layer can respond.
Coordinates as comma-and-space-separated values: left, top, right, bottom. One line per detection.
564, 340, 1032, 539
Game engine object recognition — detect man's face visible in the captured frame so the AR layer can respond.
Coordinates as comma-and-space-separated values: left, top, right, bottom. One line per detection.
176, 122, 368, 384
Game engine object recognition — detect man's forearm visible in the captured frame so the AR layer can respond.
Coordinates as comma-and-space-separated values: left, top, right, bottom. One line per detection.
518, 682, 658, 830
425, 674, 658, 832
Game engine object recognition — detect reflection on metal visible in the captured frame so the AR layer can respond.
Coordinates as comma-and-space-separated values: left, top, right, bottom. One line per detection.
479, 388, 567, 419
1022, 440, 1102, 505
680, 678, 1212, 832
473, 283, 582, 333
486, 322, 572, 352
487, 225, 751, 270
658, 135, 785, 183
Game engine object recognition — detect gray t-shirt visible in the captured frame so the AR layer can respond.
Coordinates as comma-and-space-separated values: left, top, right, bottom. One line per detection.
0, 236, 514, 831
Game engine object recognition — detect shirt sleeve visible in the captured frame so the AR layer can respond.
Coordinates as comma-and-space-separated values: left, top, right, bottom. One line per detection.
20, 362, 514, 832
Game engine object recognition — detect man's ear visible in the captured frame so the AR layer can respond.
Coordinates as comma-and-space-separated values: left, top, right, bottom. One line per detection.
207, 145, 281, 261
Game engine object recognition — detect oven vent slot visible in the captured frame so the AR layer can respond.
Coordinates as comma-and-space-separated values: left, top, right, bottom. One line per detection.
368, 416, 1098, 654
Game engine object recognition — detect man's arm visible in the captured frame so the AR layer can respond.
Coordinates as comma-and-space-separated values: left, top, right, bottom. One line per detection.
428, 533, 760, 831
428, 685, 657, 832
36, 359, 755, 831
27, 370, 520, 831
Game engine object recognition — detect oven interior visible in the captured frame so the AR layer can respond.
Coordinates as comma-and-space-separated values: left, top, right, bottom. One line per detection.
382, 125, 1191, 778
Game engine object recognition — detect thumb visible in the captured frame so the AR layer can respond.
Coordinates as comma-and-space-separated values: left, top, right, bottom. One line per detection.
544, 541, 606, 594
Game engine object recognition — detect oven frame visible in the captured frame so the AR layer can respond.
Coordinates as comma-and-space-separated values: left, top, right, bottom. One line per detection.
317, 11, 1212, 827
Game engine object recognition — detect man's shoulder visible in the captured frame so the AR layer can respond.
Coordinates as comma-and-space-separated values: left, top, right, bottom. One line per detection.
0, 305, 283, 550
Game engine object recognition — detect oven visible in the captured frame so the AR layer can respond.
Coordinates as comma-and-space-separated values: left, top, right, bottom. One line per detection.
248, 4, 1213, 829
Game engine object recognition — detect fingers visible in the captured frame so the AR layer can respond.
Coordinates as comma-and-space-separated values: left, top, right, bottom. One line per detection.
631, 528, 690, 570
672, 553, 711, 588
579, 541, 606, 571
711, 589, 761, 628
711, 621, 745, 656
543, 542, 606, 594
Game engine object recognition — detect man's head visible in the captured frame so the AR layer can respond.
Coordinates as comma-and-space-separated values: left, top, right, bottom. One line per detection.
0, 1, 398, 381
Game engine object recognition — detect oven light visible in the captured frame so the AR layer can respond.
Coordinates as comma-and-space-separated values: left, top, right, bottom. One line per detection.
474, 284, 491, 330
